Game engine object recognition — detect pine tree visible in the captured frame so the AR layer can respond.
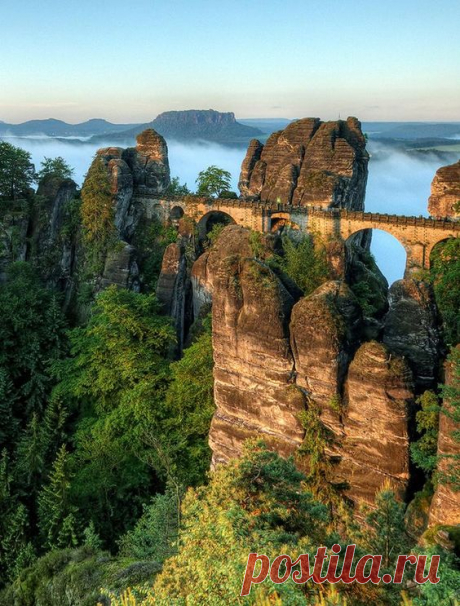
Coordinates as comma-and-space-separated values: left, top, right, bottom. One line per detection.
15, 413, 46, 489
359, 483, 410, 568
38, 445, 78, 550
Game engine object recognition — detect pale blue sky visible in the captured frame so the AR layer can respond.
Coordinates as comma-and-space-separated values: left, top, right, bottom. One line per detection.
1, 0, 459, 123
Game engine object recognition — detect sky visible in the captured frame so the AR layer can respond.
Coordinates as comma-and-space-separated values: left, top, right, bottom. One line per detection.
1, 0, 460, 124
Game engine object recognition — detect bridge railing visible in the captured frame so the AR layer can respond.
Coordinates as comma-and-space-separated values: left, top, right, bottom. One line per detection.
133, 193, 460, 231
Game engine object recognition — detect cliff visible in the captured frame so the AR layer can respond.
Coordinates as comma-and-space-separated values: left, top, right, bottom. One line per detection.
429, 347, 460, 527
428, 160, 460, 219
238, 116, 369, 208
91, 110, 263, 145
191, 225, 421, 509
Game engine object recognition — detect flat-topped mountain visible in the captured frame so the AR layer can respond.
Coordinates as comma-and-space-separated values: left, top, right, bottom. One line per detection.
90, 109, 263, 145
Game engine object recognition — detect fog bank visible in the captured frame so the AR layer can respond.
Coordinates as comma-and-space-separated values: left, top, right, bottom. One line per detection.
2, 136, 458, 285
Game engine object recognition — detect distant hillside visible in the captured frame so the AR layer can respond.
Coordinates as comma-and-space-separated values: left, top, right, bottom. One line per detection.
365, 122, 460, 140
0, 118, 140, 137
90, 110, 263, 145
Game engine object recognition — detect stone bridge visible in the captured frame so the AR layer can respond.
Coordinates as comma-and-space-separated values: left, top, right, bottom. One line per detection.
136, 195, 460, 274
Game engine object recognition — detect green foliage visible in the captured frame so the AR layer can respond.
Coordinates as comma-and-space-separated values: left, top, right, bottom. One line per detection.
438, 347, 460, 489
429, 237, 460, 344
219, 190, 238, 199
51, 286, 175, 546
358, 483, 410, 569
165, 176, 190, 196
0, 546, 162, 606
37, 157, 74, 184
38, 445, 79, 550
249, 229, 264, 258
275, 233, 330, 295
205, 222, 226, 247
195, 165, 232, 197
0, 450, 36, 586
132, 216, 177, 291
0, 262, 67, 440
118, 486, 180, 563
150, 441, 329, 605
0, 141, 35, 200
160, 316, 215, 486
411, 545, 460, 605
81, 155, 115, 250
348, 245, 388, 317
410, 391, 440, 474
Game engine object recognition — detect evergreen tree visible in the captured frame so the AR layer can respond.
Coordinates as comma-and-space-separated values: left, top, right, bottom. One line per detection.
410, 391, 440, 474
38, 445, 78, 550
359, 483, 410, 569
0, 141, 35, 200
37, 157, 74, 183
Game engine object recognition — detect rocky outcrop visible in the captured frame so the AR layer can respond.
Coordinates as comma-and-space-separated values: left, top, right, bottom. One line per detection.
290, 281, 362, 438
428, 160, 460, 220
383, 279, 442, 390
198, 226, 304, 465
156, 242, 189, 349
95, 129, 170, 242
429, 347, 460, 527
191, 226, 254, 318
100, 243, 140, 292
239, 117, 368, 209
335, 341, 413, 506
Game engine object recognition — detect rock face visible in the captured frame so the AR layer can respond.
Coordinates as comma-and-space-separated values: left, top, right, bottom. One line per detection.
156, 242, 189, 349
95, 129, 170, 242
85, 129, 170, 291
238, 117, 368, 209
290, 281, 362, 438
383, 279, 442, 390
201, 227, 421, 510
428, 160, 460, 219
194, 226, 305, 465
100, 244, 140, 292
335, 341, 413, 506
429, 348, 460, 527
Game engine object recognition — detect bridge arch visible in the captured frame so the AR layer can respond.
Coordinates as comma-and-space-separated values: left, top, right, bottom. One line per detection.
197, 210, 236, 239
426, 235, 459, 268
170, 205, 184, 220
270, 212, 300, 232
345, 228, 407, 285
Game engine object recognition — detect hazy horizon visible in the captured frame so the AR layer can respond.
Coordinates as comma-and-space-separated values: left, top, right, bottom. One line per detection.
2, 0, 460, 124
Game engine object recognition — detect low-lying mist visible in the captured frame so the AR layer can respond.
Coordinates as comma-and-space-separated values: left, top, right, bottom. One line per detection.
2, 135, 459, 286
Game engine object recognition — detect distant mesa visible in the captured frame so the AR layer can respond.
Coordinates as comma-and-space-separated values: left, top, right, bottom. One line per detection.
90, 109, 263, 145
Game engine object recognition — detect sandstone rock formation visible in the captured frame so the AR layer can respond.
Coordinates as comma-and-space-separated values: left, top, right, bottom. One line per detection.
335, 341, 413, 506
100, 243, 140, 292
383, 279, 441, 390
156, 241, 189, 349
85, 129, 170, 291
238, 117, 368, 209
95, 129, 170, 242
428, 160, 460, 219
193, 226, 305, 465
290, 281, 362, 438
429, 347, 460, 527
